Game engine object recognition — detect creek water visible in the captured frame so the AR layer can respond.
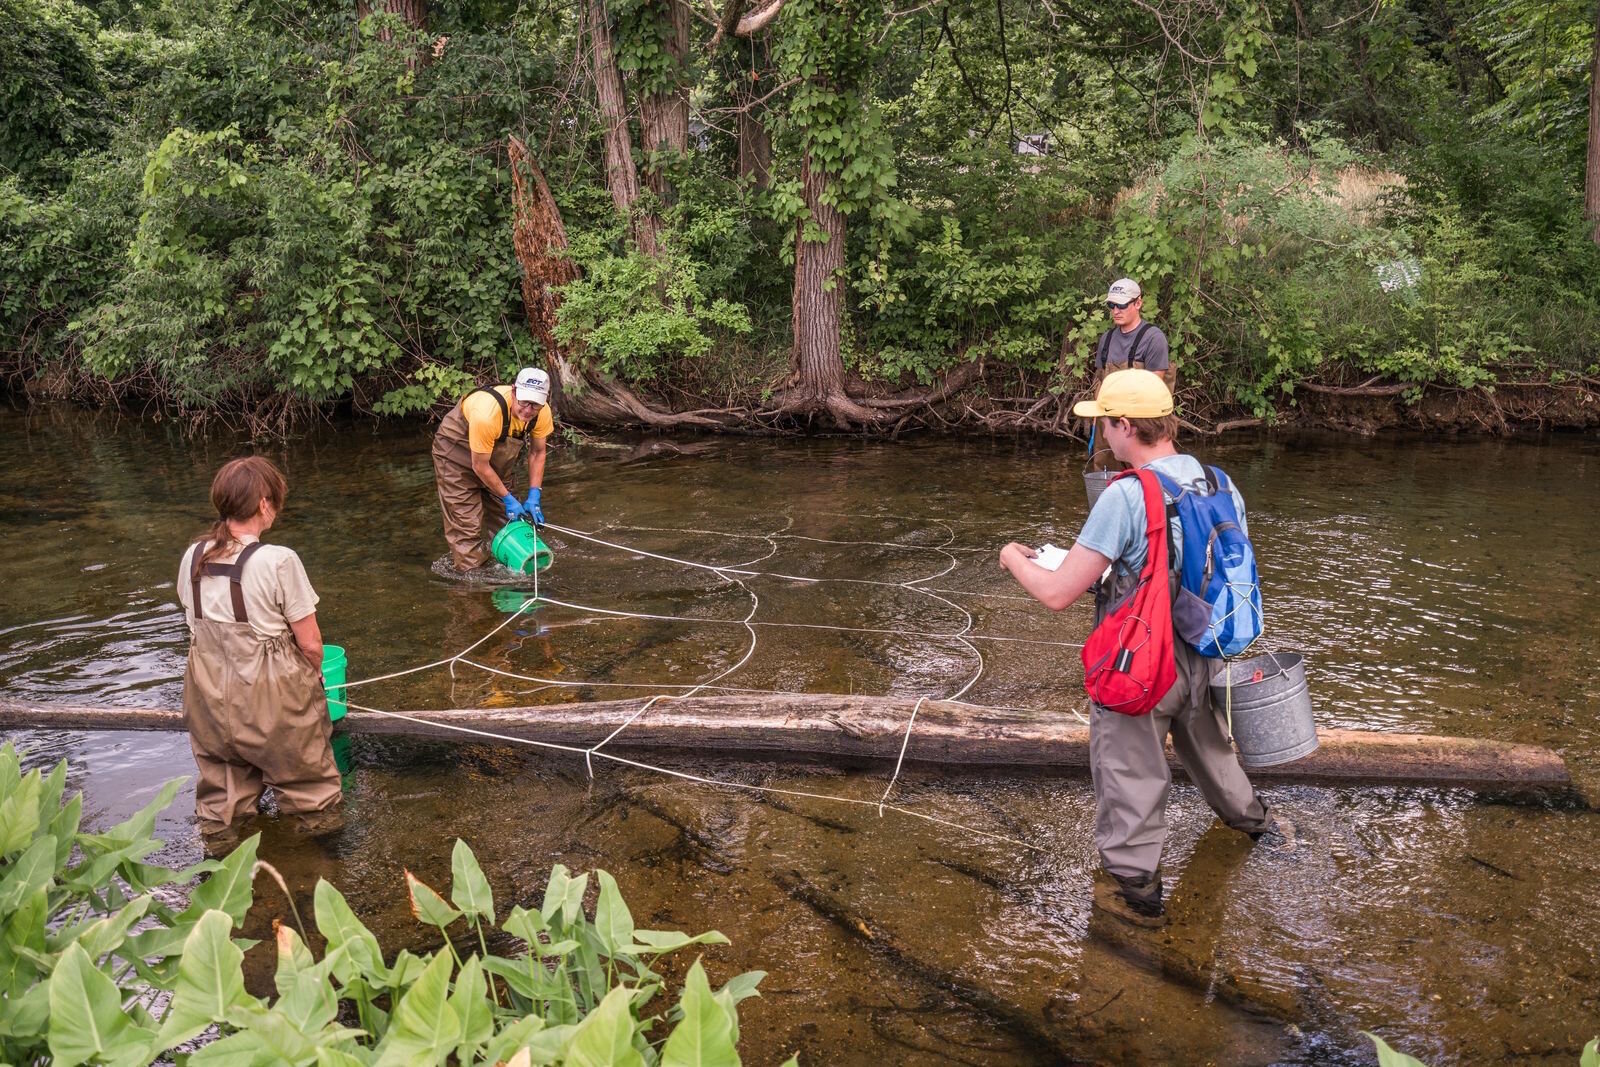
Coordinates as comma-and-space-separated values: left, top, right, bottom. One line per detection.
1, 404, 1596, 1066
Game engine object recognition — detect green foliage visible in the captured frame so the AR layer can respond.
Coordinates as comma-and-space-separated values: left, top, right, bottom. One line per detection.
1364, 1032, 1600, 1067
0, 0, 107, 188
0, 743, 778, 1065
555, 224, 751, 382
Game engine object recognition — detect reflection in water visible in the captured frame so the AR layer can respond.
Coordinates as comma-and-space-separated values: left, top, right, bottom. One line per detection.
2, 406, 1598, 1065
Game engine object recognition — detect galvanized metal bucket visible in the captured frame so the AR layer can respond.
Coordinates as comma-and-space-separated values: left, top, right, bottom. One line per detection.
1083, 451, 1121, 509
1210, 651, 1319, 768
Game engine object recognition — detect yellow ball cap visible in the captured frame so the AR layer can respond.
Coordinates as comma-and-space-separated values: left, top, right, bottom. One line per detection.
1072, 368, 1173, 418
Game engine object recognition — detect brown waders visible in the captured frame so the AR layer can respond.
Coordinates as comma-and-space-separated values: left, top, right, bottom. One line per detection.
1088, 557, 1270, 912
431, 401, 527, 571
181, 543, 342, 828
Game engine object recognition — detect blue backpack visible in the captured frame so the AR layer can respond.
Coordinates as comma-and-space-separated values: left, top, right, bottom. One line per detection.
1152, 466, 1263, 658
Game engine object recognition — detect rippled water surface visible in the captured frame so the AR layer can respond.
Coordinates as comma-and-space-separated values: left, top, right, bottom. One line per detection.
2, 405, 1597, 1065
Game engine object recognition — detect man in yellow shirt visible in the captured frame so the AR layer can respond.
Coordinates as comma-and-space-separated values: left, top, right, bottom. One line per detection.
430, 367, 555, 573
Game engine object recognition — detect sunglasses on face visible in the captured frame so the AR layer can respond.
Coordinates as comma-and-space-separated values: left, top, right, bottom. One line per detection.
1106, 299, 1136, 311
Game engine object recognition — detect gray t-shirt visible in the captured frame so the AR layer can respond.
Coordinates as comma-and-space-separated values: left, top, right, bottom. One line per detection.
1075, 454, 1247, 577
1096, 322, 1170, 372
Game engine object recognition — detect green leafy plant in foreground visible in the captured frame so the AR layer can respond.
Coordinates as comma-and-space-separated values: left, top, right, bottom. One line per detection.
0, 742, 789, 1065
1366, 1032, 1599, 1067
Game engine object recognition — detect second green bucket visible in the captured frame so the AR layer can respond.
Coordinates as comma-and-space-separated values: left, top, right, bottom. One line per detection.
322, 644, 348, 722
491, 520, 553, 574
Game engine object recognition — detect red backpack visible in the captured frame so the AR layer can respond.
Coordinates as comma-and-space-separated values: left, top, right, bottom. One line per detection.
1080, 469, 1177, 715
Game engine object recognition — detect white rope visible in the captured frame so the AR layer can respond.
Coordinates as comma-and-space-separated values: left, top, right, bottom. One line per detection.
346, 701, 1043, 853
338, 514, 1074, 856
878, 695, 927, 816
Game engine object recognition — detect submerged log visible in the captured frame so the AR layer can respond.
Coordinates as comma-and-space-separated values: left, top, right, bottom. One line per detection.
0, 694, 1576, 798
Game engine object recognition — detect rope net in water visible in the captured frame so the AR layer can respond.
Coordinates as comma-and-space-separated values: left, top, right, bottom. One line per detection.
344, 517, 1088, 852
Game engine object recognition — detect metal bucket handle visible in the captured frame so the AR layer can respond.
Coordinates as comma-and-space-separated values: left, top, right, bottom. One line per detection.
1219, 645, 1294, 744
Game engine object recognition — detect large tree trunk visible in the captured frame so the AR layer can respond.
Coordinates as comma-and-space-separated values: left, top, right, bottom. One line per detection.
638, 0, 691, 201
786, 149, 877, 425
588, 0, 661, 257
1587, 0, 1600, 244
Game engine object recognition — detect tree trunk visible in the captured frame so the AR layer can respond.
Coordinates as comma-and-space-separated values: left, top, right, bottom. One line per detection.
737, 111, 772, 188
507, 138, 579, 364
639, 0, 691, 201
0, 697, 1579, 798
787, 149, 877, 424
357, 0, 426, 50
1587, 0, 1600, 244
588, 0, 661, 257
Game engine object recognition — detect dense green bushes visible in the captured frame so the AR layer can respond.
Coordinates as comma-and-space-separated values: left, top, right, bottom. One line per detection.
0, 0, 1596, 424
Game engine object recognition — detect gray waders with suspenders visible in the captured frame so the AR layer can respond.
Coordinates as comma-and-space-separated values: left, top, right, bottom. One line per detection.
181, 540, 340, 826
1084, 322, 1158, 474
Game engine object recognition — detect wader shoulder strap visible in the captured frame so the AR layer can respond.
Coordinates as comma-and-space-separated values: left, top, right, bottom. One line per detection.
464, 386, 529, 445
1127, 322, 1153, 367
198, 540, 267, 623
1098, 323, 1154, 368
188, 542, 207, 621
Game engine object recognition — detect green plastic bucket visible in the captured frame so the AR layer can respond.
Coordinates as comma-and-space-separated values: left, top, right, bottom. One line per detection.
322, 645, 348, 722
491, 520, 553, 574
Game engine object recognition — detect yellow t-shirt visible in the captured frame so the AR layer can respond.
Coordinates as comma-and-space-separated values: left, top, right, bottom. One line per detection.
461, 386, 554, 454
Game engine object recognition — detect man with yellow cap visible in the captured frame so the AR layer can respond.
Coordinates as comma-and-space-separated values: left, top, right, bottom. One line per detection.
431, 367, 555, 573
999, 369, 1288, 927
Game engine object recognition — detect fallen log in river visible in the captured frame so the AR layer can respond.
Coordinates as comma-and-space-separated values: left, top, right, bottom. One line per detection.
0, 694, 1578, 799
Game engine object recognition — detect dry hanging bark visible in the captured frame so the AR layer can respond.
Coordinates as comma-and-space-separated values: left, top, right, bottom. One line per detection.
507, 137, 721, 430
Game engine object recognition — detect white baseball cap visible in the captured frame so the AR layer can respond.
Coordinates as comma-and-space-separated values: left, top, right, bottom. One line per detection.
1106, 278, 1142, 304
514, 366, 550, 404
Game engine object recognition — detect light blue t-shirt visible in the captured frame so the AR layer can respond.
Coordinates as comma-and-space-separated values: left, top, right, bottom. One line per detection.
1075, 454, 1248, 577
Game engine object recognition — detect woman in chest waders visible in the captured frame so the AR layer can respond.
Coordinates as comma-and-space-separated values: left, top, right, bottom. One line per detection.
177, 457, 341, 834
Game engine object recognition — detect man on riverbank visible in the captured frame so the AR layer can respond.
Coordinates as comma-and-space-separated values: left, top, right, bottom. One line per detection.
999, 369, 1286, 927
431, 367, 554, 574
1086, 279, 1171, 472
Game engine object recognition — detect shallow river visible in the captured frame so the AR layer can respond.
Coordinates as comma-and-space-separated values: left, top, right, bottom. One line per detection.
1, 405, 1596, 1065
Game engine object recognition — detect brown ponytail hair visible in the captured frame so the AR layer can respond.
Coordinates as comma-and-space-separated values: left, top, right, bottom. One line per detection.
196, 456, 289, 567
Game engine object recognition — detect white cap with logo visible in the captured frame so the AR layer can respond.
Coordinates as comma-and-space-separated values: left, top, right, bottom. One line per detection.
1105, 278, 1142, 304
514, 367, 550, 404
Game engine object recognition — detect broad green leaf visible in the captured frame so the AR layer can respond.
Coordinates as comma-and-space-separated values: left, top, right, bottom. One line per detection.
480, 1016, 546, 1065
629, 929, 731, 954
712, 970, 765, 1044
503, 904, 547, 945
183, 832, 260, 925
404, 869, 462, 930
373, 950, 459, 1067
1581, 1038, 1598, 1067
0, 743, 19, 798
317, 1048, 377, 1067
1, 980, 51, 1041
46, 790, 83, 866
661, 960, 738, 1067
80, 776, 184, 849
1362, 1033, 1430, 1067
385, 948, 429, 990
0, 834, 57, 916
273, 924, 340, 1032
55, 894, 153, 961
593, 871, 634, 956
64, 838, 162, 893
314, 880, 387, 984
449, 839, 494, 923
448, 954, 493, 1059
0, 769, 44, 855
157, 909, 256, 1048
524, 1022, 579, 1065
541, 866, 588, 928
48, 942, 157, 1067
481, 954, 541, 1000
564, 986, 644, 1067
